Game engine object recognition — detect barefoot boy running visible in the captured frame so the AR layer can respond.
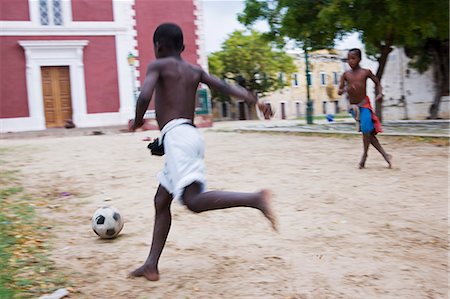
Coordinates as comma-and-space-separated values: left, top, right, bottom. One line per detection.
128, 23, 276, 281
338, 48, 392, 169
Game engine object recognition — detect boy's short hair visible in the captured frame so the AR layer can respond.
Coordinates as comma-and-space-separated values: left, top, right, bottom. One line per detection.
153, 23, 184, 51
349, 48, 362, 58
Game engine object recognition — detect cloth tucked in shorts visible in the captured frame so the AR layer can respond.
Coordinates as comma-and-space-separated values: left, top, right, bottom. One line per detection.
351, 106, 374, 133
350, 96, 382, 134
157, 118, 206, 202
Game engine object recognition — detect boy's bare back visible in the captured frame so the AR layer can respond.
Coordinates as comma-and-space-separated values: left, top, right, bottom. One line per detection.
151, 57, 202, 129
130, 22, 272, 133
143, 57, 262, 130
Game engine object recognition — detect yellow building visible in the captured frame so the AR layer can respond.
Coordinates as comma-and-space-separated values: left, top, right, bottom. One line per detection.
261, 49, 345, 119
210, 49, 346, 121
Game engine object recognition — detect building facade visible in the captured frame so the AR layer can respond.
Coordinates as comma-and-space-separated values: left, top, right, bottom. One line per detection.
380, 47, 449, 120
211, 49, 345, 121
0, 0, 209, 132
212, 46, 450, 122
263, 49, 345, 120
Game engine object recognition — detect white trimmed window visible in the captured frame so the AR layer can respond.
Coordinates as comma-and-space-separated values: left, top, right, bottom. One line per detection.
320, 72, 327, 86
292, 73, 299, 87
333, 72, 339, 85
39, 0, 63, 25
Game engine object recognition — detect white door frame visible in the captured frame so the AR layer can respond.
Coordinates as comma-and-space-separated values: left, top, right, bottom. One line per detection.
18, 40, 89, 130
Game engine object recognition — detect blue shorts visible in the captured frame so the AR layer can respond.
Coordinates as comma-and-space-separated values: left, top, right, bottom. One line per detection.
351, 107, 374, 134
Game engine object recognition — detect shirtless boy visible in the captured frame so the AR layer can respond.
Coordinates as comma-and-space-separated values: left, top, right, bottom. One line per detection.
338, 48, 392, 169
128, 23, 276, 281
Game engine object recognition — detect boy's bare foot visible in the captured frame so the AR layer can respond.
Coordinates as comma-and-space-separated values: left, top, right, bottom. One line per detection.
386, 154, 393, 169
129, 264, 159, 281
259, 189, 277, 231
358, 160, 366, 169
359, 155, 367, 169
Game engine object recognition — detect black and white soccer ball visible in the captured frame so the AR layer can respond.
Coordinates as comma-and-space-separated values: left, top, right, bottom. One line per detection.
91, 206, 124, 239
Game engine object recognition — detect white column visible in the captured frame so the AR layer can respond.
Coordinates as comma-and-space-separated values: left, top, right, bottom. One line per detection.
113, 0, 137, 123
193, 0, 208, 71
25, 52, 46, 130
28, 0, 40, 25
70, 48, 88, 125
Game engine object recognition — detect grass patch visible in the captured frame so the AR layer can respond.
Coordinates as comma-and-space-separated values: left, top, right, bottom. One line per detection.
232, 130, 449, 145
0, 148, 70, 298
385, 135, 449, 146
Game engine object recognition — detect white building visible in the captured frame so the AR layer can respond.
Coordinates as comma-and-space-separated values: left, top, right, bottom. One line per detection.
381, 47, 449, 120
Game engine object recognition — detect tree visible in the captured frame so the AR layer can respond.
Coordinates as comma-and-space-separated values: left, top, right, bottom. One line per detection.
207, 52, 229, 103
399, 1, 449, 119
405, 39, 449, 119
207, 30, 296, 119
239, 0, 449, 120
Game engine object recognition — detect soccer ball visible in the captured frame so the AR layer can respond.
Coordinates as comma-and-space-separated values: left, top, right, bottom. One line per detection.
91, 206, 124, 239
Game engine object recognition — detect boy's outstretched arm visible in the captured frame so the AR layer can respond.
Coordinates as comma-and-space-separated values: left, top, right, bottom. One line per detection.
129, 64, 160, 131
368, 70, 383, 101
200, 71, 256, 103
200, 71, 272, 118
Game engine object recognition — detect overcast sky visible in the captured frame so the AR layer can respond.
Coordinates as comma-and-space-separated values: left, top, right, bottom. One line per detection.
201, 0, 363, 54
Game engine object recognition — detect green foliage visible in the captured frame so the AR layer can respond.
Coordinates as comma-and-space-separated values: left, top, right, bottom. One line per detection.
0, 149, 69, 298
207, 30, 296, 98
239, 0, 343, 50
240, 0, 449, 117
240, 0, 449, 70
207, 53, 230, 102
398, 0, 449, 76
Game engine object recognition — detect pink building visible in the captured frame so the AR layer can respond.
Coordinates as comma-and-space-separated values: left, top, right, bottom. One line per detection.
0, 0, 208, 132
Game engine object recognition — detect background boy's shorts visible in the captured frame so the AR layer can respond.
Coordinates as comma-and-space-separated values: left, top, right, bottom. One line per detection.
351, 107, 374, 134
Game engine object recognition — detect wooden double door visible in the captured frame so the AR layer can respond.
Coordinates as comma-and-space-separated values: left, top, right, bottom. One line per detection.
41, 66, 72, 128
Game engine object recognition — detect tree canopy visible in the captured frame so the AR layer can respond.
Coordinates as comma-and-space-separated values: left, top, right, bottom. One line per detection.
239, 0, 449, 119
207, 30, 296, 101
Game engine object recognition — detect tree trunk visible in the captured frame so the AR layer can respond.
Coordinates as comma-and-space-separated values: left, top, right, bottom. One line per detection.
247, 103, 258, 120
374, 44, 393, 123
428, 40, 449, 119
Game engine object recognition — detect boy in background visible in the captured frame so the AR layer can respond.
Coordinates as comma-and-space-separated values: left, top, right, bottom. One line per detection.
338, 48, 392, 169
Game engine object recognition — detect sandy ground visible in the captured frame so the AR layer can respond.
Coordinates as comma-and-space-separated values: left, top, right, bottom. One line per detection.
1, 128, 448, 299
